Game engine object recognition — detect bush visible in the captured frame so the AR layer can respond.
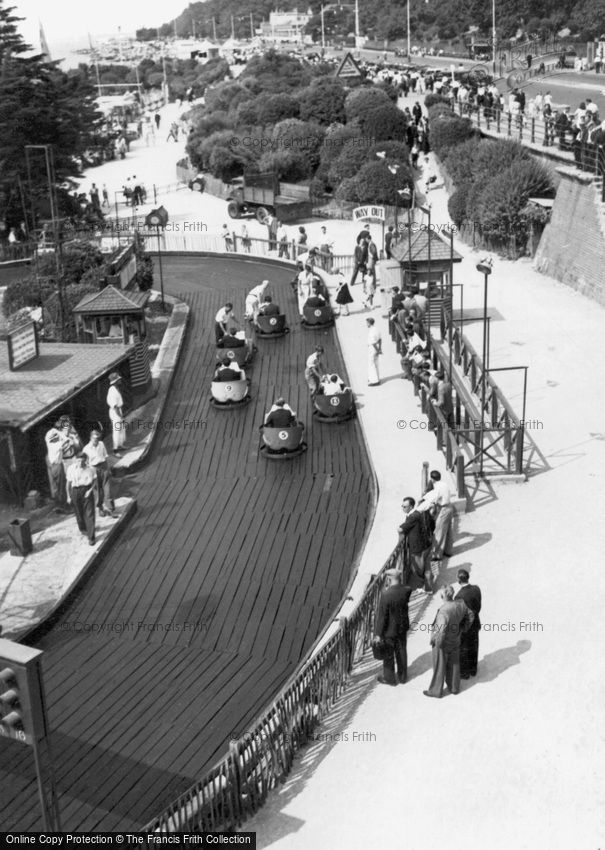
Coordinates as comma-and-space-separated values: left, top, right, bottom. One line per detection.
359, 103, 408, 141
448, 185, 470, 228
425, 93, 451, 109
255, 92, 300, 125
319, 124, 361, 168
374, 81, 399, 103
258, 149, 311, 182
272, 119, 325, 173
353, 161, 413, 205
299, 78, 347, 125
440, 137, 480, 185
430, 115, 475, 156
344, 86, 392, 123
334, 177, 359, 203
205, 146, 244, 182
327, 144, 374, 185
204, 82, 249, 114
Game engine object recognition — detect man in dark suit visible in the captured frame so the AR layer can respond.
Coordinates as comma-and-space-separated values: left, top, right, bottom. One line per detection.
373, 569, 412, 686
455, 569, 482, 679
259, 295, 280, 316
399, 497, 435, 593
424, 585, 473, 698
264, 398, 296, 427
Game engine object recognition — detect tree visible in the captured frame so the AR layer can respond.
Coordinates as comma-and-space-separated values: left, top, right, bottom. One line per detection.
0, 1, 102, 230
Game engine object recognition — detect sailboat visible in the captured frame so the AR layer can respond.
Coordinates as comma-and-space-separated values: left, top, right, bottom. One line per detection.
39, 20, 52, 61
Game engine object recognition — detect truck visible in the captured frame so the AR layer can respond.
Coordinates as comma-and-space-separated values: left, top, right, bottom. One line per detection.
226, 172, 312, 223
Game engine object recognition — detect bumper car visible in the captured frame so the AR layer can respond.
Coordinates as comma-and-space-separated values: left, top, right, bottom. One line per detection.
210, 378, 251, 409
259, 422, 307, 459
313, 388, 355, 423
214, 341, 255, 367
254, 314, 289, 339
301, 303, 334, 329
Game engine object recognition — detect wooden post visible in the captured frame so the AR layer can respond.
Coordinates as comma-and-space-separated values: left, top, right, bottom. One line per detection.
456, 452, 465, 497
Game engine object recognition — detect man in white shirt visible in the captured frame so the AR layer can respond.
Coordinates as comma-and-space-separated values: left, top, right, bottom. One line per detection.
366, 317, 382, 386
83, 430, 116, 517
245, 281, 269, 321
215, 303, 237, 343
417, 469, 455, 561
45, 420, 67, 510
66, 453, 98, 545
322, 374, 346, 396
106, 372, 126, 455
305, 345, 325, 397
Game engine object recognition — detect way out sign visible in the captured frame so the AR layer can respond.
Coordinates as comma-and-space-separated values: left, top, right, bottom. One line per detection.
353, 205, 385, 222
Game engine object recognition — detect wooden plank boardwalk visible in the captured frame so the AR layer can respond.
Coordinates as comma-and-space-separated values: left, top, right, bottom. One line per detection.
0, 256, 373, 830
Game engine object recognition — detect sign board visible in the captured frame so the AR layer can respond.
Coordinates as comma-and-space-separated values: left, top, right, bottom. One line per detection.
336, 51, 363, 79
353, 205, 385, 222
7, 322, 39, 371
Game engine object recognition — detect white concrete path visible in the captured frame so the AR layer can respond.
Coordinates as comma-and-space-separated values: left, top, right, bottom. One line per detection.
78, 98, 605, 848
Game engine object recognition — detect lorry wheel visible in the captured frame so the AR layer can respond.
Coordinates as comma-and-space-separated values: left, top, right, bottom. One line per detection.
256, 206, 269, 224
191, 177, 205, 192
227, 201, 241, 219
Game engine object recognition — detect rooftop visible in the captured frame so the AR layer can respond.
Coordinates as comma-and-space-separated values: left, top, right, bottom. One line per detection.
391, 228, 464, 264
73, 285, 149, 315
0, 341, 134, 431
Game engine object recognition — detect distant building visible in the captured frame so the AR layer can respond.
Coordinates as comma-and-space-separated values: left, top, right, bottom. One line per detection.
165, 39, 220, 63
260, 9, 311, 43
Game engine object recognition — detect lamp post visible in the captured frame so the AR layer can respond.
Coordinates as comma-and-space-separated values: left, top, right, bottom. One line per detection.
476, 257, 493, 476
407, 0, 411, 61
492, 0, 497, 76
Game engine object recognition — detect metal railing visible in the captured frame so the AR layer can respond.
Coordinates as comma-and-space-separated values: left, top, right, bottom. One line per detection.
454, 101, 605, 181
144, 539, 409, 833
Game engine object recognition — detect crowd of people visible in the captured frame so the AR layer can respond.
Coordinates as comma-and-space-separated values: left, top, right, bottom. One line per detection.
44, 407, 120, 547
373, 467, 482, 696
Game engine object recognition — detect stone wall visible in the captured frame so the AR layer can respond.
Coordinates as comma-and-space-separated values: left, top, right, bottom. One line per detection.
534, 168, 605, 306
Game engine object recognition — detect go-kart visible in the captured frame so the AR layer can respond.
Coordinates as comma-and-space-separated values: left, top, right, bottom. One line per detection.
313, 388, 355, 423
259, 422, 307, 459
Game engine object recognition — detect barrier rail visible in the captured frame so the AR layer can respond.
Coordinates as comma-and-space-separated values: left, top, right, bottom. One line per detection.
144, 539, 409, 832
454, 101, 605, 180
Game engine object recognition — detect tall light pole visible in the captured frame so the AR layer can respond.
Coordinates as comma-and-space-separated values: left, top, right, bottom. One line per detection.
355, 0, 360, 48
476, 257, 493, 476
250, 12, 254, 39
492, 0, 497, 75
321, 5, 325, 52
407, 0, 411, 61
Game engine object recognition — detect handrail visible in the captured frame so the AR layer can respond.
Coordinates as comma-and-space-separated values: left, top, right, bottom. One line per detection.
453, 101, 605, 178
144, 538, 409, 833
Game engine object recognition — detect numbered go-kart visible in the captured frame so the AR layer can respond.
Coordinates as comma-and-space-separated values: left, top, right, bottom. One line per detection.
259, 422, 307, 459
210, 377, 251, 409
214, 340, 255, 368
301, 302, 334, 329
254, 313, 290, 339
313, 388, 355, 423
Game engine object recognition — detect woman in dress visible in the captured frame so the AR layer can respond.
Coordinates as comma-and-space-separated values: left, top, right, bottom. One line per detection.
334, 268, 353, 316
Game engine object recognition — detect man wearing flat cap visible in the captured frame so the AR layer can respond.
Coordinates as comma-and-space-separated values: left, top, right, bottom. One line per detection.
373, 569, 412, 686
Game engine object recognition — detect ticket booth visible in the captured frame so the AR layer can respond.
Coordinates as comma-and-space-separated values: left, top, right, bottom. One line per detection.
73, 286, 152, 395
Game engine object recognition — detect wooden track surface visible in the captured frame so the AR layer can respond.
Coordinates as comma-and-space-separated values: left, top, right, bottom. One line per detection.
0, 256, 373, 830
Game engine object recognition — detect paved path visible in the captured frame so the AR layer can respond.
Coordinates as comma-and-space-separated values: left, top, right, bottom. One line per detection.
242, 108, 605, 850
0, 257, 372, 830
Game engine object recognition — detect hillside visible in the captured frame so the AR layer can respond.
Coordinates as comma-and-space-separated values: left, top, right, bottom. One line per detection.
136, 0, 604, 47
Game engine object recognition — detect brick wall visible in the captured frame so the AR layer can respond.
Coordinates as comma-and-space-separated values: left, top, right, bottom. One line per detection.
534, 169, 605, 306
